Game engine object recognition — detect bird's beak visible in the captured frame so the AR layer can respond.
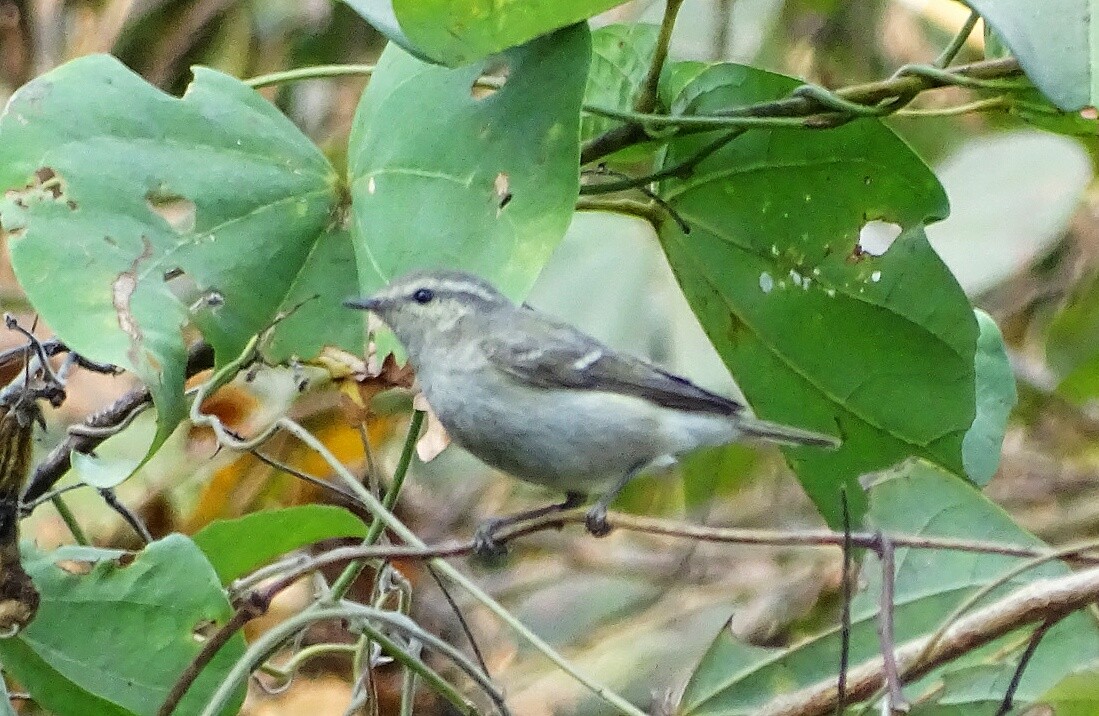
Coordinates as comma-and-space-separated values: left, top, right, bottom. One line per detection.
344, 296, 382, 312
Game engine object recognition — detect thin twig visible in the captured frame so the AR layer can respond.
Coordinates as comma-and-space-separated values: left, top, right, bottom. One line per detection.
580, 57, 1021, 164
873, 534, 908, 713
0, 335, 119, 379
424, 562, 491, 678
199, 604, 502, 716
51, 495, 87, 545
994, 618, 1058, 716
633, 0, 684, 114
328, 410, 425, 600
579, 129, 746, 195
997, 614, 1055, 716
574, 197, 665, 227
20, 483, 85, 513
580, 166, 690, 232
157, 592, 269, 716
98, 488, 152, 544
836, 491, 852, 715
250, 449, 361, 504
220, 510, 1099, 594
934, 10, 980, 68
489, 509, 1099, 564
23, 342, 214, 502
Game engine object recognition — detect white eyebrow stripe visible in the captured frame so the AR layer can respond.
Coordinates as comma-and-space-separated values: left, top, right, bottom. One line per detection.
571, 350, 602, 371
427, 279, 497, 302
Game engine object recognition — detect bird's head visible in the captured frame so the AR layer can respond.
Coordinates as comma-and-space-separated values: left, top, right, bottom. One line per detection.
344, 269, 511, 358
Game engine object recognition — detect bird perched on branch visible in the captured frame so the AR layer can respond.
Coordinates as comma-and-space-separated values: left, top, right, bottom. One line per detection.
346, 269, 839, 552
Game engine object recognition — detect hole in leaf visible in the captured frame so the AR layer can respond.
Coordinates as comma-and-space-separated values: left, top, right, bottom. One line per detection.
112, 272, 140, 340
189, 289, 224, 312
6, 166, 67, 207
1081, 106, 1098, 120
55, 560, 92, 575
856, 220, 901, 258
146, 188, 196, 234
471, 59, 509, 100
164, 268, 201, 307
34, 168, 62, 199
494, 172, 512, 215
192, 619, 218, 643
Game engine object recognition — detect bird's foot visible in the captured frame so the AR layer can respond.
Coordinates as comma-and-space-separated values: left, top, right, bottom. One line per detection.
472, 518, 508, 558
584, 504, 611, 537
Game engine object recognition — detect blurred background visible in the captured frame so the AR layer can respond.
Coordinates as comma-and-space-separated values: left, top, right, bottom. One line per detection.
1, 0, 1096, 713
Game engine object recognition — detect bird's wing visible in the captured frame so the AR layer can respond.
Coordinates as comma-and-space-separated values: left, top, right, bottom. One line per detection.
483, 311, 743, 416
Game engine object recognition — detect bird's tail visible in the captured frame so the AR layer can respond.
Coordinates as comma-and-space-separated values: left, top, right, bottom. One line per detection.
738, 416, 840, 448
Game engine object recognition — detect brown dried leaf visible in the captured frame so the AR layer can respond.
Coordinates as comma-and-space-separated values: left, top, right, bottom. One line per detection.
353, 351, 415, 407
413, 395, 451, 462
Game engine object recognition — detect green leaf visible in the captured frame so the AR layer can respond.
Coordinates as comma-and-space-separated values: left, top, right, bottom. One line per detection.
0, 55, 348, 454
70, 451, 141, 490
1008, 87, 1099, 136
679, 444, 759, 509
0, 535, 245, 716
582, 24, 660, 145
192, 505, 368, 584
677, 460, 1099, 715
962, 310, 1015, 486
655, 62, 974, 524
263, 228, 363, 364
347, 24, 590, 316
386, 1, 625, 66
964, 0, 1096, 111
1032, 666, 1099, 715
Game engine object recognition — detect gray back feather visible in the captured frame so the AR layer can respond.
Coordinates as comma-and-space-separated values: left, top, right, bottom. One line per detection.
484, 309, 743, 416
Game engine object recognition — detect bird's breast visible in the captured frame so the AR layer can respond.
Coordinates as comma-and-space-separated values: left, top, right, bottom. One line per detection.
417, 367, 730, 491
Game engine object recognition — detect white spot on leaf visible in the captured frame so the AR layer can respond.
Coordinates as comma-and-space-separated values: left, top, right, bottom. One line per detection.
759, 272, 774, 293
788, 269, 810, 290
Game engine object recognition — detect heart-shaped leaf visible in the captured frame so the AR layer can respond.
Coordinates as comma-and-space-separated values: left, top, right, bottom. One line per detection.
0, 535, 245, 716
0, 55, 352, 453
347, 25, 590, 315
656, 62, 976, 524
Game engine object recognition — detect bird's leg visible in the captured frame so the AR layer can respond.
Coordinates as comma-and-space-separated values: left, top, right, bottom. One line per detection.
585, 461, 647, 537
473, 491, 586, 557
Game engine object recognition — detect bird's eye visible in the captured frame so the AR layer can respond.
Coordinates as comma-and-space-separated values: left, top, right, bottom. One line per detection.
412, 288, 435, 304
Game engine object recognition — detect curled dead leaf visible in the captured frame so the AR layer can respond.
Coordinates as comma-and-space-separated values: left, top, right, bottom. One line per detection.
353, 352, 415, 407
412, 394, 450, 462
312, 347, 367, 380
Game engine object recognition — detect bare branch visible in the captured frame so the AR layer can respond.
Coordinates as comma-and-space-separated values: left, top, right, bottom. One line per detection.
22, 342, 213, 502
753, 566, 1099, 716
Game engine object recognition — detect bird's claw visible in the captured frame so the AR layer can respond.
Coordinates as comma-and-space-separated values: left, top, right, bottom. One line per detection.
473, 519, 508, 558
584, 505, 611, 537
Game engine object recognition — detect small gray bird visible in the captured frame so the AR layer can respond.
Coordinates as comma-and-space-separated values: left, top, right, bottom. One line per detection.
345, 270, 838, 551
